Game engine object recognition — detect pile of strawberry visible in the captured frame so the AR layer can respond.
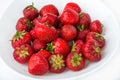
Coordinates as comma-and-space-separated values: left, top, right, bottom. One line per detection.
11, 2, 105, 75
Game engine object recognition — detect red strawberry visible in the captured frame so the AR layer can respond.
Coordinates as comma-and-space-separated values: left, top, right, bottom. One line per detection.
82, 39, 102, 62
77, 12, 91, 29
32, 18, 41, 26
30, 28, 37, 40
39, 13, 58, 26
66, 52, 85, 71
60, 8, 79, 25
64, 2, 81, 13
77, 28, 90, 42
32, 39, 46, 52
49, 54, 66, 73
13, 44, 34, 64
11, 31, 31, 49
46, 38, 70, 57
16, 17, 33, 31
38, 50, 51, 59
86, 32, 105, 48
23, 3, 39, 20
71, 40, 84, 53
34, 23, 58, 42
28, 53, 49, 75
40, 4, 59, 16
61, 24, 77, 41
90, 20, 103, 34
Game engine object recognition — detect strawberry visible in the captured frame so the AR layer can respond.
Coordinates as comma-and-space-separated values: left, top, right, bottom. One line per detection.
40, 4, 59, 16
64, 2, 81, 13
77, 12, 91, 29
46, 38, 70, 57
30, 28, 37, 40
71, 40, 84, 53
90, 20, 103, 34
49, 54, 66, 73
77, 28, 90, 42
39, 13, 58, 26
11, 30, 31, 49
23, 3, 39, 20
34, 23, 58, 42
38, 50, 51, 59
66, 52, 85, 71
32, 39, 46, 52
16, 17, 33, 31
32, 17, 41, 26
61, 24, 77, 41
60, 8, 79, 25
28, 53, 49, 75
13, 44, 34, 64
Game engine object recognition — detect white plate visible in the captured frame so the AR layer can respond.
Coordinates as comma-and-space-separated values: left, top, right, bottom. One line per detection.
0, 0, 120, 80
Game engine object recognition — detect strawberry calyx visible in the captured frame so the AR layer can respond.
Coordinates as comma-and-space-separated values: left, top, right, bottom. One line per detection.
24, 19, 33, 29
71, 41, 76, 52
16, 47, 29, 58
95, 47, 101, 53
46, 43, 55, 54
79, 12, 83, 18
13, 31, 26, 42
45, 21, 54, 28
26, 2, 35, 10
95, 32, 104, 41
50, 54, 65, 70
71, 53, 82, 67
77, 24, 85, 31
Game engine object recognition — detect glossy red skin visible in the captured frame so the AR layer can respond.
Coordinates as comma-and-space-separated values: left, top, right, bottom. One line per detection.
38, 50, 51, 59
90, 20, 102, 34
32, 39, 46, 52
23, 5, 39, 20
64, 2, 81, 13
77, 29, 90, 42
28, 53, 49, 75
40, 4, 59, 16
13, 44, 34, 64
34, 23, 58, 42
16, 17, 32, 31
77, 12, 91, 29
30, 28, 37, 40
53, 38, 70, 57
61, 24, 77, 41
11, 32, 31, 49
86, 32, 105, 48
82, 40, 101, 62
74, 40, 84, 53
40, 13, 58, 26
32, 18, 41, 26
49, 54, 66, 73
60, 8, 79, 25
66, 52, 85, 71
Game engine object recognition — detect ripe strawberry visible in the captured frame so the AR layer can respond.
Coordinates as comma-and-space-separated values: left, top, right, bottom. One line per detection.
71, 40, 84, 53
77, 28, 90, 42
13, 44, 34, 64
16, 17, 33, 31
64, 2, 81, 13
61, 24, 77, 41
86, 32, 105, 48
38, 50, 51, 59
49, 54, 66, 73
40, 4, 59, 16
11, 31, 31, 49
40, 13, 58, 26
23, 3, 39, 20
66, 52, 85, 71
28, 53, 49, 75
60, 8, 79, 25
34, 23, 58, 42
30, 28, 37, 40
77, 12, 91, 29
82, 39, 102, 62
90, 20, 103, 34
32, 39, 46, 52
46, 38, 70, 57
32, 17, 41, 26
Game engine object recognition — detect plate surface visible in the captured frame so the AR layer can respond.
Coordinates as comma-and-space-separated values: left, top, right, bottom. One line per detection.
0, 0, 120, 80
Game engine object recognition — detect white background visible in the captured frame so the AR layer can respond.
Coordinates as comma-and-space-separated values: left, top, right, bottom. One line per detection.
0, 0, 120, 80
